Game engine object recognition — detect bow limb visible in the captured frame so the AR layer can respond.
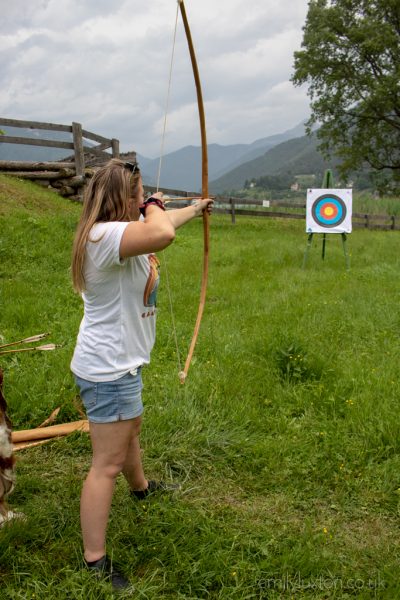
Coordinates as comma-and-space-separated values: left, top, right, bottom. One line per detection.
177, 0, 209, 384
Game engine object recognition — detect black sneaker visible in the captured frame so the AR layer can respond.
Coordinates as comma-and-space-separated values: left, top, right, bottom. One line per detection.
85, 555, 130, 590
130, 479, 181, 500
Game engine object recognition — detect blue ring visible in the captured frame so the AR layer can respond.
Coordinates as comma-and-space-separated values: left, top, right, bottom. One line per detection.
311, 194, 346, 228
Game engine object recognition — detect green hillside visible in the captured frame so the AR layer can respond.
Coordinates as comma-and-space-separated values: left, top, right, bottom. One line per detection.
210, 133, 332, 193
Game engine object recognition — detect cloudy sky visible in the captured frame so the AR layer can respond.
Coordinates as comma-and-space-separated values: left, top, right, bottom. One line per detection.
1, 0, 310, 158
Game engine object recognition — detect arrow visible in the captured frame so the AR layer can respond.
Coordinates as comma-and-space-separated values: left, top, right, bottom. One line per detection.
0, 332, 50, 350
0, 343, 59, 357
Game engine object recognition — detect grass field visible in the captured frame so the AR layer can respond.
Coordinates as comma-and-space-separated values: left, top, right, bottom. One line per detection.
1, 173, 400, 598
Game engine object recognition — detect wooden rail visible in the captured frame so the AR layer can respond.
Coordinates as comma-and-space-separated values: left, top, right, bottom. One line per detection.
0, 117, 120, 176
147, 186, 400, 231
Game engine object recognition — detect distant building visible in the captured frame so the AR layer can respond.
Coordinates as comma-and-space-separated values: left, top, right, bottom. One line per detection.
290, 182, 300, 191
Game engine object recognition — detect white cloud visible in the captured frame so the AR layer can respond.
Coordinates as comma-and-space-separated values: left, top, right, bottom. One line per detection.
0, 0, 310, 157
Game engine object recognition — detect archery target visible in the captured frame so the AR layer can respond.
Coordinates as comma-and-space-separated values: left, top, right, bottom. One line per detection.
306, 189, 352, 233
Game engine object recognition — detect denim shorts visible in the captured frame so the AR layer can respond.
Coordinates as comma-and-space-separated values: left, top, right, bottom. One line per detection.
74, 368, 144, 424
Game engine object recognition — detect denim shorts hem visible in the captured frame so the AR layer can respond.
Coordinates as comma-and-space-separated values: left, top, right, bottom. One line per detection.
87, 405, 144, 424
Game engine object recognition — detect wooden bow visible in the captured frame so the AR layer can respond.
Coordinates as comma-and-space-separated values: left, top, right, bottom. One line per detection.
177, 0, 210, 384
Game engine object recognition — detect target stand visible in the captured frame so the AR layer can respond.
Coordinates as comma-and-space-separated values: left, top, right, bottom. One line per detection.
302, 170, 351, 270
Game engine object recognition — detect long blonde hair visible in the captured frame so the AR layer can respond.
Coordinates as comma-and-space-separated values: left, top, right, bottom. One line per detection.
71, 158, 141, 293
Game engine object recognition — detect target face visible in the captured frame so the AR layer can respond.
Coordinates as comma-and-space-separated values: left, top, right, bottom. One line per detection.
306, 189, 352, 233
312, 194, 346, 228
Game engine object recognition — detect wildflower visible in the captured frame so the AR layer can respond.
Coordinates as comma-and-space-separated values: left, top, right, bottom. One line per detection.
323, 527, 328, 534
231, 571, 237, 578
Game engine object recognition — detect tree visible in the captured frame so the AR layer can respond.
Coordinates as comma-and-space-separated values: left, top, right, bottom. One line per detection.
292, 0, 400, 191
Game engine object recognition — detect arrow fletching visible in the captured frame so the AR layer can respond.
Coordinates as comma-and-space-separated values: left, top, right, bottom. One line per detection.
35, 344, 58, 351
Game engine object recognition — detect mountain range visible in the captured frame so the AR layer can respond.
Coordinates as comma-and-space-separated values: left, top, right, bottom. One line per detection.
137, 120, 308, 191
209, 130, 334, 193
0, 120, 333, 192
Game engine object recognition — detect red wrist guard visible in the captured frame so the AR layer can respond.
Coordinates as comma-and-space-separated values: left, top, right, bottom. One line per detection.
139, 196, 166, 216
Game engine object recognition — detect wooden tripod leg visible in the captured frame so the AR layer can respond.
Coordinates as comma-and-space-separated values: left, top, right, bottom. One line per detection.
302, 233, 313, 269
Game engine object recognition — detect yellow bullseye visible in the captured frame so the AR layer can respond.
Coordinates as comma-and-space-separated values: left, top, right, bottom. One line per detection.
324, 206, 334, 217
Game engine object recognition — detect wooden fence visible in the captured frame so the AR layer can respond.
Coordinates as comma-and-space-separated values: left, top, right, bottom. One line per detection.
0, 117, 120, 176
146, 187, 400, 231
213, 197, 400, 231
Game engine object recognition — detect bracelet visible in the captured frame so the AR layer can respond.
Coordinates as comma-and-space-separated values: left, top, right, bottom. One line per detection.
139, 196, 166, 216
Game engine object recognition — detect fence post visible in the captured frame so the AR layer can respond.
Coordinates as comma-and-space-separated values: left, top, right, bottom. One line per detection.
72, 122, 84, 177
230, 197, 236, 224
111, 138, 120, 158
391, 215, 395, 230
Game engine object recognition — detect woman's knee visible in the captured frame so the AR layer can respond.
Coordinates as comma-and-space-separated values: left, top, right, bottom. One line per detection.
91, 456, 127, 479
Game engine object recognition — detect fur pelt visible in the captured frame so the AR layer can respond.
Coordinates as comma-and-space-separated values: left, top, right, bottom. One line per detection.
0, 369, 16, 517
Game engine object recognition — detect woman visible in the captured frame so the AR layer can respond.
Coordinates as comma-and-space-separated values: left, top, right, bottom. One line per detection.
70, 158, 213, 589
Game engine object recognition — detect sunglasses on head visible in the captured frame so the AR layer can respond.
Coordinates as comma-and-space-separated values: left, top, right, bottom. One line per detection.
124, 162, 140, 174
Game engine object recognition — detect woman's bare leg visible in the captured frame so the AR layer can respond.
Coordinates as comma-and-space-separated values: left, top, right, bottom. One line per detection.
81, 419, 136, 562
122, 415, 148, 491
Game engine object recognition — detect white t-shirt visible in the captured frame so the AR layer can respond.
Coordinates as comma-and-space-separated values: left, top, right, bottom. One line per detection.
70, 221, 160, 381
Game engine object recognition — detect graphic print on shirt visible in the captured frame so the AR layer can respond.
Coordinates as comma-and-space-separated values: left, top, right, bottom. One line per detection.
142, 254, 160, 318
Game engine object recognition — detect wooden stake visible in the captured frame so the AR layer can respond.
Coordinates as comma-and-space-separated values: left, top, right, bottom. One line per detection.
37, 407, 61, 428
12, 420, 89, 443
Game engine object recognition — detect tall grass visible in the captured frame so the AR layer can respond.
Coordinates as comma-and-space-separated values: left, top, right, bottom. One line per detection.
353, 193, 400, 215
1, 174, 399, 598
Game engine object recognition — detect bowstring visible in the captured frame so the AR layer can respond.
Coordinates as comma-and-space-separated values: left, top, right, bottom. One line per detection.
156, 3, 179, 191
157, 3, 182, 375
